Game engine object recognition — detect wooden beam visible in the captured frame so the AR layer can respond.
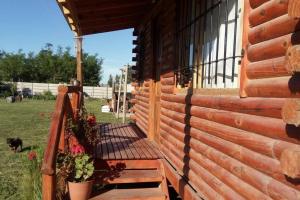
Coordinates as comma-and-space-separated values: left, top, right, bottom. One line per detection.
62, 5, 70, 15
82, 23, 136, 35
75, 0, 152, 13
76, 37, 83, 86
79, 15, 144, 28
282, 98, 300, 126
288, 0, 300, 18
77, 6, 148, 22
67, 16, 74, 24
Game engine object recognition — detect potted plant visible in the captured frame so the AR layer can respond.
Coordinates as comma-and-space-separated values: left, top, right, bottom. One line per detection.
56, 145, 95, 200
68, 145, 95, 200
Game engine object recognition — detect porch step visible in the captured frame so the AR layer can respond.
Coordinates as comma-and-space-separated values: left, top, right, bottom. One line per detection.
99, 169, 163, 184
89, 188, 166, 200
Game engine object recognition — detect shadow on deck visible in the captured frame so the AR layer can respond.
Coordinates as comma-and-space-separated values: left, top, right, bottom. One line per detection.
95, 123, 163, 160
90, 123, 169, 200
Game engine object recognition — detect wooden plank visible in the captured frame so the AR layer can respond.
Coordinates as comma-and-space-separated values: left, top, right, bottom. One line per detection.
97, 169, 162, 184
115, 124, 135, 159
111, 123, 130, 159
124, 125, 151, 159
118, 124, 141, 159
106, 124, 117, 160
109, 124, 122, 159
89, 188, 166, 200
101, 124, 109, 160
120, 124, 145, 159
95, 160, 160, 170
132, 125, 163, 159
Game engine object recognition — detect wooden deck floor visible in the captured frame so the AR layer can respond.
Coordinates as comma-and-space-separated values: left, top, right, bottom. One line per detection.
96, 123, 163, 160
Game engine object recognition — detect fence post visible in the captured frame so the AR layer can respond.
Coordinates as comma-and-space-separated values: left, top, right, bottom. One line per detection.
117, 70, 123, 119
122, 66, 128, 123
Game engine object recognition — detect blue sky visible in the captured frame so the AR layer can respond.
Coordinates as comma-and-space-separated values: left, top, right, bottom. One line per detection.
0, 0, 134, 83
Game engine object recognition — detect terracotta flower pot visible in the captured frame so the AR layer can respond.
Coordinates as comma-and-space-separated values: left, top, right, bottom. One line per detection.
68, 180, 93, 200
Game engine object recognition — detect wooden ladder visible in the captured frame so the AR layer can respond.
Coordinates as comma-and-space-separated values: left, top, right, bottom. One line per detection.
90, 159, 169, 200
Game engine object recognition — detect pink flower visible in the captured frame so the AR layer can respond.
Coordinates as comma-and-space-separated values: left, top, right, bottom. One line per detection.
28, 151, 37, 161
71, 144, 85, 155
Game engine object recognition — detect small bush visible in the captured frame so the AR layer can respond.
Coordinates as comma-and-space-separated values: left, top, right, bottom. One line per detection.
32, 91, 56, 100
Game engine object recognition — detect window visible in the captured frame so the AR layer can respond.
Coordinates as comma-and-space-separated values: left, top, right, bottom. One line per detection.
176, 0, 243, 89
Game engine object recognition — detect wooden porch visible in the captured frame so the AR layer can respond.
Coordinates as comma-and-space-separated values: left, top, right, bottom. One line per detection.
90, 123, 169, 200
41, 86, 169, 199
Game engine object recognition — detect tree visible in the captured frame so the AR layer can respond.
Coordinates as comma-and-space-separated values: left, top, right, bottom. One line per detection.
83, 53, 103, 86
0, 44, 103, 85
115, 74, 120, 85
107, 74, 113, 87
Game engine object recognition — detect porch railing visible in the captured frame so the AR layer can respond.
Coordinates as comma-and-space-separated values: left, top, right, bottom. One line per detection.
41, 85, 82, 200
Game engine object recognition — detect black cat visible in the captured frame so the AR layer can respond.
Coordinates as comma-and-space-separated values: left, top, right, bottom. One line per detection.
6, 138, 23, 152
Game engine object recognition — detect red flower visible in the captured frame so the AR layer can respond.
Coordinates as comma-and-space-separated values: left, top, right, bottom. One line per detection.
71, 144, 85, 155
87, 115, 96, 126
28, 151, 37, 161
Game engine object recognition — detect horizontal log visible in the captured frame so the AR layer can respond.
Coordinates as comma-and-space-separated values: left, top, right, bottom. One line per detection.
161, 85, 174, 94
288, 0, 300, 17
161, 108, 300, 160
286, 45, 300, 73
134, 104, 149, 115
161, 93, 285, 118
129, 99, 137, 104
161, 71, 175, 78
280, 148, 300, 178
246, 56, 291, 79
160, 131, 270, 200
163, 160, 203, 200
191, 95, 284, 118
244, 76, 300, 98
138, 92, 149, 98
160, 143, 224, 200
249, 14, 300, 45
161, 76, 174, 85
159, 133, 245, 200
249, 0, 271, 9
249, 0, 289, 26
135, 95, 149, 104
160, 117, 300, 190
247, 32, 300, 62
160, 128, 300, 199
136, 121, 148, 136
161, 100, 300, 144
282, 98, 300, 126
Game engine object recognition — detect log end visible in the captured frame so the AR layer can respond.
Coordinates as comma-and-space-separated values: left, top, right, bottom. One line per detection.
282, 98, 300, 126
280, 148, 300, 179
288, 0, 300, 18
286, 46, 300, 73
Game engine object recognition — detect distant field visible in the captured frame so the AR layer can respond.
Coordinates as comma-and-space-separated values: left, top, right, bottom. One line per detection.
0, 99, 124, 199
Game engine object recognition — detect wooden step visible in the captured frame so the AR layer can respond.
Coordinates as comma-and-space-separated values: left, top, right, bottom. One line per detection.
99, 169, 163, 184
89, 188, 166, 200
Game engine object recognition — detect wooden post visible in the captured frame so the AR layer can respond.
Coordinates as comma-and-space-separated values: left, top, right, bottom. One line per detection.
117, 70, 123, 119
76, 36, 83, 87
112, 77, 115, 112
122, 66, 128, 123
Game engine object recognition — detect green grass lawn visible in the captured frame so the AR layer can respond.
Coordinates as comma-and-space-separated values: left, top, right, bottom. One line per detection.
0, 99, 124, 200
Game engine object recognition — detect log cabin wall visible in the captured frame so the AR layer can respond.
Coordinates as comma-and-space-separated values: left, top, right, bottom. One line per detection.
131, 0, 300, 199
